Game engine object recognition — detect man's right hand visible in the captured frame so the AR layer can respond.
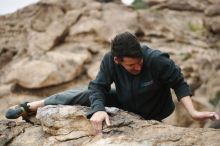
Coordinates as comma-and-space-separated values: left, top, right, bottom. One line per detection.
90, 111, 111, 134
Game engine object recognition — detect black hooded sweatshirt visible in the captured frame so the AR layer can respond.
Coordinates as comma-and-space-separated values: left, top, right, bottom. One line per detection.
87, 45, 192, 120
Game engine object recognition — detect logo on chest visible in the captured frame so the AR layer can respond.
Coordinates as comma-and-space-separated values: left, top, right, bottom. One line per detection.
141, 80, 154, 87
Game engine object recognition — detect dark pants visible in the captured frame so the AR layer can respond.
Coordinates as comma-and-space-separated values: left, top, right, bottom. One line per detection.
44, 87, 121, 108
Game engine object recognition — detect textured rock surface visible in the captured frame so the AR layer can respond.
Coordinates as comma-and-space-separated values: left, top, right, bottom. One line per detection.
0, 120, 32, 146
4, 49, 91, 88
2, 105, 220, 146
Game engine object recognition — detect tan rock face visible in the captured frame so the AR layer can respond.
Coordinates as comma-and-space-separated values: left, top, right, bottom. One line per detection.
37, 105, 96, 136
203, 3, 220, 49
0, 120, 32, 146
87, 61, 101, 79
68, 3, 139, 43
3, 49, 91, 88
205, 4, 220, 17
1, 105, 218, 146
0, 48, 17, 69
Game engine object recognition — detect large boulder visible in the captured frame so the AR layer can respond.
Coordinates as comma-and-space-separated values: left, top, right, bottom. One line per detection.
162, 0, 209, 12
68, 2, 139, 43
138, 8, 206, 48
0, 120, 31, 146
204, 16, 220, 34
204, 4, 220, 17
4, 48, 91, 88
2, 105, 218, 146
87, 61, 101, 79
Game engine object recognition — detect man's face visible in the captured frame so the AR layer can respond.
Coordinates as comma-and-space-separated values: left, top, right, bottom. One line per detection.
115, 57, 143, 75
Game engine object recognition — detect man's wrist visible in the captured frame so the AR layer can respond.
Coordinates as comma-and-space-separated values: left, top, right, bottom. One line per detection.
189, 110, 198, 118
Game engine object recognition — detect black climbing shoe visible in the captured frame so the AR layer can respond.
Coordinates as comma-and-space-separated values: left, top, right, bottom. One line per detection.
5, 102, 32, 119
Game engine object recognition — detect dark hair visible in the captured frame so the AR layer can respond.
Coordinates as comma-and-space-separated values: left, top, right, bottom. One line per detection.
111, 32, 142, 59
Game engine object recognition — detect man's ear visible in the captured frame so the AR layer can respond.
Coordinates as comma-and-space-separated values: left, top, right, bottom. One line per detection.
114, 57, 120, 64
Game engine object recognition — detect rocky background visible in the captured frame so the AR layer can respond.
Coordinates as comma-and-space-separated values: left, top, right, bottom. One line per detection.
0, 0, 220, 145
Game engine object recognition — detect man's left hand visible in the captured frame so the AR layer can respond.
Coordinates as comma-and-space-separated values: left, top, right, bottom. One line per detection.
191, 111, 219, 121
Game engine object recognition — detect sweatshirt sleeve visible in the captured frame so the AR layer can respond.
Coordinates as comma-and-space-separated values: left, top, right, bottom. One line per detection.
87, 53, 113, 118
151, 53, 192, 101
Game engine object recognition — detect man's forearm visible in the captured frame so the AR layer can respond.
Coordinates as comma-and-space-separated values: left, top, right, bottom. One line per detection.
180, 96, 219, 121
180, 96, 196, 116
